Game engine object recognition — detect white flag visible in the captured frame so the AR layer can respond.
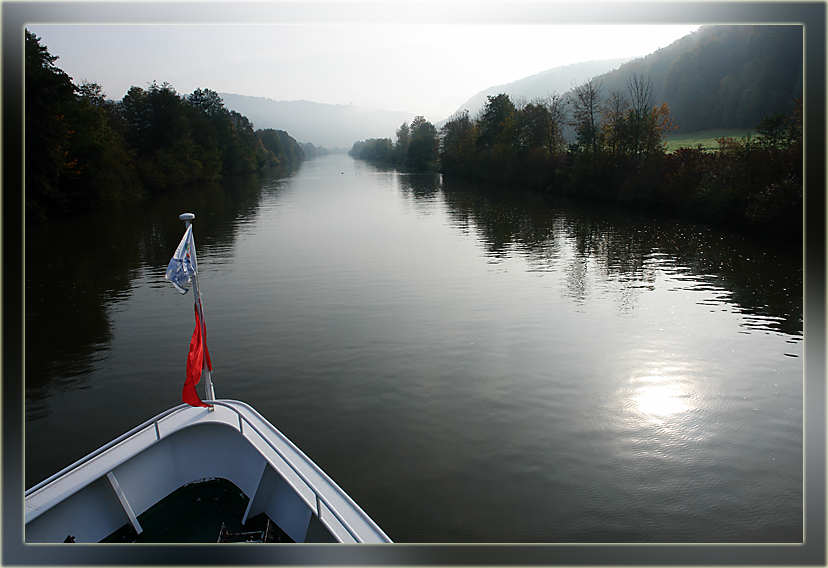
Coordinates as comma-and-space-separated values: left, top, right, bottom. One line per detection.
165, 225, 198, 294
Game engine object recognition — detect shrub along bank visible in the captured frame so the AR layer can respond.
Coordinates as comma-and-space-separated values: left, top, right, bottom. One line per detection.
352, 79, 802, 238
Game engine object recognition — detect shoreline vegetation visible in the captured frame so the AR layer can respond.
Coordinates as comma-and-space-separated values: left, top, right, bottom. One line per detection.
349, 24, 803, 239
25, 30, 331, 223
26, 28, 802, 240
349, 86, 802, 239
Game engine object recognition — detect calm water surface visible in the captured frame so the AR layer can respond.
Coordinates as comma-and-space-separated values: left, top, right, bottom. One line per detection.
25, 154, 802, 543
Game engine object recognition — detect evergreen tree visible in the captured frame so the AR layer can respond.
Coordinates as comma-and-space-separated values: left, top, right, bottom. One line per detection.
439, 110, 476, 175
394, 122, 410, 164
59, 81, 143, 211
25, 30, 77, 219
25, 32, 142, 219
475, 94, 516, 151
406, 116, 438, 170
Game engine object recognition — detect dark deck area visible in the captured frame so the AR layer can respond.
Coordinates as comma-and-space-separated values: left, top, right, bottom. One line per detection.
101, 478, 293, 543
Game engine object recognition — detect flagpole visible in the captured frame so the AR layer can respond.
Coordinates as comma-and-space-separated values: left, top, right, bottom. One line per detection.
179, 213, 216, 407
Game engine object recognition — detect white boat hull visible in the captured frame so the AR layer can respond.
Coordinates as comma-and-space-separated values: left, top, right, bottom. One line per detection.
25, 400, 392, 543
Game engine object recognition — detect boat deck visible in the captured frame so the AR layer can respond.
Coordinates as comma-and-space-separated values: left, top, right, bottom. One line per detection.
101, 478, 293, 543
26, 401, 391, 543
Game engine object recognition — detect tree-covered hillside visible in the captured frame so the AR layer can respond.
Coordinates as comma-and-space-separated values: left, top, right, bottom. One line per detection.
598, 25, 802, 133
449, 57, 635, 122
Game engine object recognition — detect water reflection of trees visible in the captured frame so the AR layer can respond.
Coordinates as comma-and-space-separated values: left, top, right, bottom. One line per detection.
406, 174, 802, 337
398, 172, 441, 201
24, 166, 294, 417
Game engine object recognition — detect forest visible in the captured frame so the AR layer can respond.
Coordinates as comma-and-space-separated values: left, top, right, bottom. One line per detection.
350, 24, 803, 237
351, 84, 801, 237
25, 30, 310, 222
603, 25, 803, 133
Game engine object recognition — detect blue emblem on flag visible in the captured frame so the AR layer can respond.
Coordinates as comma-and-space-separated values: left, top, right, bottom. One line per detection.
165, 225, 198, 294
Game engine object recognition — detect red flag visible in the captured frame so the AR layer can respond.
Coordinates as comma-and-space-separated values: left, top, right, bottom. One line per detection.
183, 303, 211, 407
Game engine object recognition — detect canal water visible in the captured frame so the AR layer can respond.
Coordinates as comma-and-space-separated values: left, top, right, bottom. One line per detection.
25, 153, 802, 543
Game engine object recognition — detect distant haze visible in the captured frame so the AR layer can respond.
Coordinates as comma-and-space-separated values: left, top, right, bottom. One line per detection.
26, 23, 701, 123
219, 57, 633, 147
219, 95, 415, 149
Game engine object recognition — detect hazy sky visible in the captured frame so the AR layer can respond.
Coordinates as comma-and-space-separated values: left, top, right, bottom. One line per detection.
28, 22, 701, 121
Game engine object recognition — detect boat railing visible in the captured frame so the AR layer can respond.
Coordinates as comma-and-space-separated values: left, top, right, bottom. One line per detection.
26, 401, 389, 543
206, 400, 387, 543
25, 404, 191, 497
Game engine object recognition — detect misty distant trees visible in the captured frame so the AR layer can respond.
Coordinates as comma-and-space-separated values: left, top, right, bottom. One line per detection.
348, 138, 393, 163
25, 30, 306, 221
349, 115, 438, 171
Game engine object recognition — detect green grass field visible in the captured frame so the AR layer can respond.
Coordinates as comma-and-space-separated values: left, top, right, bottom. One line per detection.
664, 129, 755, 153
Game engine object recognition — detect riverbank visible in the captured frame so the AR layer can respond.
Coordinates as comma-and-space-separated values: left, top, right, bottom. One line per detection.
349, 146, 803, 243
352, 92, 802, 241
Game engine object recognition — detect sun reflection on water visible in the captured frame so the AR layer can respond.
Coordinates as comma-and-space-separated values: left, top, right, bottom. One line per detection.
635, 382, 691, 417
621, 361, 699, 425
